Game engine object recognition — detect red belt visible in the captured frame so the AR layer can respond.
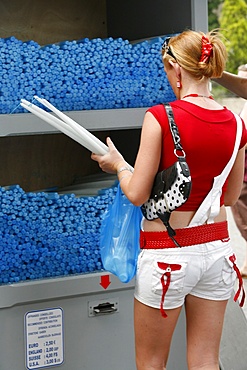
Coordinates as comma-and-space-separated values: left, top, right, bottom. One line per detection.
140, 221, 229, 249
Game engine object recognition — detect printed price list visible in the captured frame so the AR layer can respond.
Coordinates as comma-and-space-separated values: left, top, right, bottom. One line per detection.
25, 308, 64, 369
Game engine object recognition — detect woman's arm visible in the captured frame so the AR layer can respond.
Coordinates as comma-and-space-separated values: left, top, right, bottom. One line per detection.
91, 112, 162, 206
240, 102, 247, 121
213, 71, 247, 99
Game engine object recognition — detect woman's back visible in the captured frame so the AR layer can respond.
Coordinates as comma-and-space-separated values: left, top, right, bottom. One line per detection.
147, 100, 247, 212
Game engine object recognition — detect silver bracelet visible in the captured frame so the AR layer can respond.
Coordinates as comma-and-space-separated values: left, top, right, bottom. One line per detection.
117, 166, 133, 174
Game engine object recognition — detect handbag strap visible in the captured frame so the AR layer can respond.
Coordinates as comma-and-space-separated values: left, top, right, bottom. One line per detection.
156, 104, 189, 246
189, 112, 243, 226
163, 104, 184, 155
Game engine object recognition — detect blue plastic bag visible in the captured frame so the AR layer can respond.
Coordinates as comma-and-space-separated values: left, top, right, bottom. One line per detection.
100, 183, 142, 283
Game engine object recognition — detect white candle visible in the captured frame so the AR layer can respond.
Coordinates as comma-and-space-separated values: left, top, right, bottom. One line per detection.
20, 99, 106, 155
34, 96, 108, 154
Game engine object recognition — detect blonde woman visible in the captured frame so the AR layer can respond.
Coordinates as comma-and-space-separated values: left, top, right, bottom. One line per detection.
92, 30, 247, 370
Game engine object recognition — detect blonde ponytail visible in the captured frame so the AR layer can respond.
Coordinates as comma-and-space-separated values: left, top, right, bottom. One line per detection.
162, 29, 227, 80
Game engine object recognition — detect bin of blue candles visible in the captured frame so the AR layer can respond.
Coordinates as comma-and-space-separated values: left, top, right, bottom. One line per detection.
0, 180, 118, 284
0, 35, 175, 114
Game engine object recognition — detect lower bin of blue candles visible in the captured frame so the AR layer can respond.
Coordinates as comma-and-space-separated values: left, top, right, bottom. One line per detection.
0, 174, 118, 285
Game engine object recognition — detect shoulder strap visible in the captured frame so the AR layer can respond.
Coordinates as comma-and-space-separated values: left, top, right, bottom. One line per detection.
189, 112, 243, 226
163, 104, 184, 154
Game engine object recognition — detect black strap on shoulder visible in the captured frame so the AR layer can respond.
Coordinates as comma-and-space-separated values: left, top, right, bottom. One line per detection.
163, 103, 184, 153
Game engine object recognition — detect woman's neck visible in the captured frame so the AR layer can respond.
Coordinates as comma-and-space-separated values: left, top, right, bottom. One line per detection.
178, 73, 211, 100
178, 91, 223, 110
181, 93, 214, 100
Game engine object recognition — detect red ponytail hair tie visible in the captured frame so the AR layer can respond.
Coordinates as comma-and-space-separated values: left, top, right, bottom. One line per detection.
200, 35, 213, 63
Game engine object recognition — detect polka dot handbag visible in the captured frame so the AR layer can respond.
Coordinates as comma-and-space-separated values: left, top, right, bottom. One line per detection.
141, 104, 191, 244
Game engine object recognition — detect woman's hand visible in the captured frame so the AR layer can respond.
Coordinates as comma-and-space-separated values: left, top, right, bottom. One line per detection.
91, 137, 126, 174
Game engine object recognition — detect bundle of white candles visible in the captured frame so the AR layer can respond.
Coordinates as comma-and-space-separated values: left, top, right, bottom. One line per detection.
20, 96, 109, 155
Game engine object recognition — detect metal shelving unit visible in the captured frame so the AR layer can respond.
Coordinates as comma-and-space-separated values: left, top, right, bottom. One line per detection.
0, 107, 147, 136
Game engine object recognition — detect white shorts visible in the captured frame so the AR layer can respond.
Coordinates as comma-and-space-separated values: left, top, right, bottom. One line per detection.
134, 238, 237, 311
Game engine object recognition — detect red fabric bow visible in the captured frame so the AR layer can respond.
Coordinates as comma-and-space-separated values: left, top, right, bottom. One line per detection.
157, 262, 182, 318
229, 254, 245, 307
200, 35, 213, 63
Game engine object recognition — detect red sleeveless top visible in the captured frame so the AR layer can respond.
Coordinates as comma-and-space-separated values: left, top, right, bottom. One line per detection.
147, 100, 247, 211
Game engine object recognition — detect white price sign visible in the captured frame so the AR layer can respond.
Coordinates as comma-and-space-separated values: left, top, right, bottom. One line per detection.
25, 308, 64, 369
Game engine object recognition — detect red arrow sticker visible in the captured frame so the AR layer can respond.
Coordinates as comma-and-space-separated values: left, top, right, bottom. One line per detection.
100, 275, 111, 289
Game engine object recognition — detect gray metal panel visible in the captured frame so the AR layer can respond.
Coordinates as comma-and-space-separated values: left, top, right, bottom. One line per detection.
0, 272, 135, 308
0, 274, 136, 370
191, 0, 208, 32
0, 107, 146, 136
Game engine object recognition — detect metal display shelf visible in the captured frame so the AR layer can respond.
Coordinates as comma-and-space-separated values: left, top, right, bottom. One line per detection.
0, 107, 147, 136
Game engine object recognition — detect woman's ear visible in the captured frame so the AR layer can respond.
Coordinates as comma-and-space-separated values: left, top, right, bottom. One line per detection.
169, 60, 181, 79
168, 60, 175, 68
